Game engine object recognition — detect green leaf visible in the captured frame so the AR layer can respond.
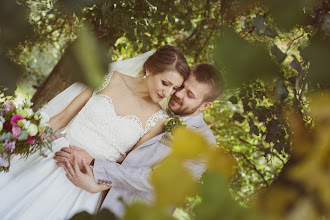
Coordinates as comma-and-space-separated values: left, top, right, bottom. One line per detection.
18, 130, 29, 141
249, 118, 259, 136
61, 22, 109, 89
71, 209, 117, 220
125, 203, 174, 220
228, 96, 238, 104
195, 172, 261, 220
214, 29, 280, 88
0, 144, 5, 154
232, 112, 245, 123
266, 0, 307, 31
301, 37, 330, 86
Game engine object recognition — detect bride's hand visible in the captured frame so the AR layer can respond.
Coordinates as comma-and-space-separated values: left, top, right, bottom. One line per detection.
54, 145, 93, 171
62, 155, 110, 194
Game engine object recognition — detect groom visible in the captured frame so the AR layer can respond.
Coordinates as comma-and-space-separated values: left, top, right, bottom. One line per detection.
54, 63, 224, 217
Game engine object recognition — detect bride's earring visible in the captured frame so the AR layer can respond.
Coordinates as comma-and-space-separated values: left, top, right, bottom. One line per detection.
143, 72, 149, 79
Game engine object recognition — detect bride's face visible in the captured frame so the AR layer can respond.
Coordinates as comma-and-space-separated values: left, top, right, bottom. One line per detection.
146, 69, 184, 103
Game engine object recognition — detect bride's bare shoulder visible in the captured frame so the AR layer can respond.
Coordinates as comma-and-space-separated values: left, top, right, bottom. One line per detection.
110, 71, 127, 85
112, 70, 123, 79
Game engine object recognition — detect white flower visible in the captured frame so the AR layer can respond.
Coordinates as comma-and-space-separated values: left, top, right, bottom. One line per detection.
22, 119, 31, 130
25, 108, 34, 117
0, 121, 3, 132
27, 123, 38, 136
38, 125, 46, 133
17, 103, 24, 108
17, 120, 25, 127
40, 112, 50, 124
24, 100, 33, 108
34, 113, 40, 120
16, 108, 29, 118
0, 116, 4, 123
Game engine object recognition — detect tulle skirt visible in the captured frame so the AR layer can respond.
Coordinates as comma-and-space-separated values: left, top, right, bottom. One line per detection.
0, 137, 102, 220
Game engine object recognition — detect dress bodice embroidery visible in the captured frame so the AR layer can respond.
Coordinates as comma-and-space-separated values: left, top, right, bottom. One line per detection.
65, 70, 168, 162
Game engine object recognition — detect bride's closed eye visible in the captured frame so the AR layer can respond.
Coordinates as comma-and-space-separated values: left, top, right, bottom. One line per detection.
162, 80, 170, 86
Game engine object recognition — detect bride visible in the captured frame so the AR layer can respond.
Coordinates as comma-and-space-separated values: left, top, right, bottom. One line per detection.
0, 45, 190, 219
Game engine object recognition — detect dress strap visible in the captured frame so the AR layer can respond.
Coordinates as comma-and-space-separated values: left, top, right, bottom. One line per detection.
94, 70, 114, 94
144, 109, 169, 134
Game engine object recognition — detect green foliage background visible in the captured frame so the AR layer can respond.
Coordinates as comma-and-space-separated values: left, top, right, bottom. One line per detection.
1, 0, 329, 219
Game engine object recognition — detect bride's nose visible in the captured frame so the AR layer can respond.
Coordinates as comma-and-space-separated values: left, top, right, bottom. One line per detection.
163, 88, 173, 97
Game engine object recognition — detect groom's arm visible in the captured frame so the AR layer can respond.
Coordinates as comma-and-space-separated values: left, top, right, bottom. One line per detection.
92, 129, 215, 193
54, 142, 164, 192
54, 140, 209, 193
92, 159, 154, 192
92, 146, 207, 193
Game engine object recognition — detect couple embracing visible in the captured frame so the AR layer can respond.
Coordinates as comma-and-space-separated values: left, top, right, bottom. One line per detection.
0, 45, 224, 219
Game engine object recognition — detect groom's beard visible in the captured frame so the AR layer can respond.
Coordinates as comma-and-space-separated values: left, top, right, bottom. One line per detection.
169, 97, 202, 116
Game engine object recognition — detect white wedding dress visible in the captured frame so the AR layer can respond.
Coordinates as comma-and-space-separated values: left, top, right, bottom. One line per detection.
0, 69, 167, 219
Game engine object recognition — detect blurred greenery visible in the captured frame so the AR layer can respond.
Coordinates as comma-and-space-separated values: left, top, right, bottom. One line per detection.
1, 0, 330, 219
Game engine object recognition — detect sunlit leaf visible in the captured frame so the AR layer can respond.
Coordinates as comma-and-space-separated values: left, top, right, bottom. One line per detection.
206, 148, 236, 180
171, 127, 211, 159
151, 156, 197, 208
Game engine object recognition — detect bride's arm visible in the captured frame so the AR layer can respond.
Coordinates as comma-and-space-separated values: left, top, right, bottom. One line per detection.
48, 88, 93, 131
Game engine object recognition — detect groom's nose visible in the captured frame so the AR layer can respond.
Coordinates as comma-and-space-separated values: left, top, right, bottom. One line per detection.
174, 88, 184, 98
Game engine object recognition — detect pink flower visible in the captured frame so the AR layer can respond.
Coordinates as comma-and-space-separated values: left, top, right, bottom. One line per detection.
4, 102, 15, 111
10, 114, 24, 124
12, 126, 21, 139
27, 136, 35, 144
3, 140, 16, 153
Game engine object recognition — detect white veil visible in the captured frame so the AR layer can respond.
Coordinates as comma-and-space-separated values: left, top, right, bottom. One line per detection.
40, 50, 156, 120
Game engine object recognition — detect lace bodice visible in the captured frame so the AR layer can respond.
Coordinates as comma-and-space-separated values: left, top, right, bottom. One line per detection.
66, 71, 168, 162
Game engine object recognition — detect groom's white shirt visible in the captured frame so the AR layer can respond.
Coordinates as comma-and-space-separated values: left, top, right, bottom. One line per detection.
92, 113, 216, 217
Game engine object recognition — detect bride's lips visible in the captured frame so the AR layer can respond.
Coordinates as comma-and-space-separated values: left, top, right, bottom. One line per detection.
157, 93, 164, 99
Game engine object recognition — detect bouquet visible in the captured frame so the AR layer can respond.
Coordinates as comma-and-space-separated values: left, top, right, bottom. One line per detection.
0, 99, 53, 173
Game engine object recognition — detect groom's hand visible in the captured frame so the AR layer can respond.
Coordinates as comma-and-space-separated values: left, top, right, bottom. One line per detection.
54, 145, 93, 171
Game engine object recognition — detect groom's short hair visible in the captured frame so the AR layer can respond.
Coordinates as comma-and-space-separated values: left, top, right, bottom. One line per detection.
191, 64, 225, 102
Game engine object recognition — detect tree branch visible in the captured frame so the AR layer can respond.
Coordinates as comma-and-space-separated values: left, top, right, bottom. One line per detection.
238, 153, 269, 187
286, 32, 305, 53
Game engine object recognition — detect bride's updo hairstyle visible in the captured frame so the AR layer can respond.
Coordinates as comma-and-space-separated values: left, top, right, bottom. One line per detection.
143, 45, 190, 80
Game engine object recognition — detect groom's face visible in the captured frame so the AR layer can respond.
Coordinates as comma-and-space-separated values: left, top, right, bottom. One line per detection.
169, 74, 211, 116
